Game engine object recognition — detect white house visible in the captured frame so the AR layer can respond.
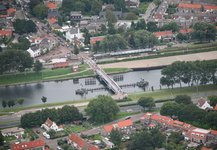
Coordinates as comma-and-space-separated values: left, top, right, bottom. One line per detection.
1, 127, 25, 139
196, 98, 213, 110
27, 45, 40, 58
66, 27, 81, 43
41, 118, 64, 132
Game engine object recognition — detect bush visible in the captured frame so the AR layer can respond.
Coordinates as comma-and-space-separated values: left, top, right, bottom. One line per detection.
115, 97, 132, 103
155, 99, 175, 103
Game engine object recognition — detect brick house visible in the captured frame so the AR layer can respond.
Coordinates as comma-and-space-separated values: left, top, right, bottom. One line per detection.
125, 0, 140, 8
204, 5, 217, 14
53, 62, 69, 69
100, 119, 135, 136
90, 36, 103, 49
179, 28, 193, 38
177, 3, 202, 13
41, 118, 64, 131
0, 30, 12, 38
12, 139, 45, 150
70, 11, 82, 22
46, 2, 59, 12
154, 30, 175, 41
196, 98, 213, 110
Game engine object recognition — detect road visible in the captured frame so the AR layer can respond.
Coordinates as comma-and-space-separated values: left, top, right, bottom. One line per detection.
143, 2, 156, 21
0, 122, 21, 128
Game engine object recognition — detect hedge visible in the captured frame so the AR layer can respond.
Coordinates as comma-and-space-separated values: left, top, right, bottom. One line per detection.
119, 103, 138, 107
155, 98, 175, 103
25, 128, 39, 139
115, 98, 132, 103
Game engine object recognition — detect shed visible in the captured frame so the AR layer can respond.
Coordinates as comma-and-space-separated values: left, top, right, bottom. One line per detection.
53, 62, 69, 69
73, 65, 78, 72
73, 120, 82, 125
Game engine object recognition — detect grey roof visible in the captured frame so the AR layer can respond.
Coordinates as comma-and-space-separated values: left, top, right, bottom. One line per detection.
99, 11, 122, 16
53, 24, 62, 29
122, 13, 128, 17
40, 38, 50, 45
69, 27, 79, 34
125, 0, 139, 3
86, 25, 98, 30
70, 11, 81, 15
0, 19, 9, 24
0, 5, 6, 11
48, 12, 61, 17
31, 45, 39, 51
80, 20, 88, 24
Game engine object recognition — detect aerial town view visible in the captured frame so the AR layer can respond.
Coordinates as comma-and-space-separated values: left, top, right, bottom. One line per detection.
0, 0, 217, 149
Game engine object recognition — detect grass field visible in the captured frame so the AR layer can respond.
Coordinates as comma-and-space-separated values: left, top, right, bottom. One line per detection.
43, 67, 73, 77
4, 136, 16, 141
71, 126, 85, 132
103, 68, 130, 73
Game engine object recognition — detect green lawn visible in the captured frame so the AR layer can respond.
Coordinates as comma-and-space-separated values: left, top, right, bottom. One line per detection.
140, 2, 150, 9
103, 68, 130, 73
0, 120, 20, 125
129, 84, 217, 101
4, 136, 16, 141
43, 67, 73, 77
57, 4, 61, 7
71, 126, 85, 132
148, 108, 161, 112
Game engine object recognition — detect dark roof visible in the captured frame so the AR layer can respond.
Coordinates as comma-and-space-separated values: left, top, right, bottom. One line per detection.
99, 11, 122, 16
173, 12, 217, 17
40, 38, 50, 45
122, 13, 128, 17
31, 45, 40, 51
0, 5, 6, 11
8, 11, 16, 17
197, 98, 206, 107
86, 25, 97, 30
53, 24, 62, 29
0, 19, 9, 24
69, 27, 79, 34
48, 12, 61, 17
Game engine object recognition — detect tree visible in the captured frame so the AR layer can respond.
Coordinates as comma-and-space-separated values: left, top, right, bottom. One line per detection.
174, 95, 192, 105
134, 30, 159, 48
110, 128, 121, 146
190, 21, 206, 43
106, 9, 117, 23
131, 21, 135, 29
41, 96, 47, 104
101, 24, 107, 33
33, 60, 43, 74
153, 131, 166, 148
58, 16, 62, 26
114, 0, 125, 11
0, 132, 4, 146
0, 47, 2, 52
93, 40, 100, 54
13, 19, 37, 34
8, 99, 15, 107
154, 0, 161, 7
29, 0, 40, 11
205, 23, 216, 42
147, 21, 158, 32
205, 112, 217, 129
47, 129, 56, 138
33, 4, 49, 19
85, 95, 120, 123
168, 21, 178, 33
73, 44, 79, 55
129, 33, 136, 47
18, 98, 24, 106
59, 105, 82, 123
177, 33, 187, 41
91, 0, 102, 15
168, 132, 183, 144
74, 1, 86, 13
84, 30, 90, 45
108, 22, 116, 34
2, 100, 7, 108
116, 26, 125, 34
124, 12, 138, 20
138, 97, 155, 111
207, 95, 217, 107
160, 101, 180, 117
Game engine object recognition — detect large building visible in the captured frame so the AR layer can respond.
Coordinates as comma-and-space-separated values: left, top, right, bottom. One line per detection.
177, 3, 202, 13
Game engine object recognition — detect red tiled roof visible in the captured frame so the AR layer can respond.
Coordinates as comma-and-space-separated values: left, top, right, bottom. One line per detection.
49, 18, 57, 24
197, 98, 206, 107
179, 28, 193, 34
149, 124, 155, 127
214, 105, 217, 110
68, 133, 86, 149
0, 15, 8, 18
141, 112, 153, 120
104, 125, 114, 132
53, 62, 69, 68
204, 5, 217, 10
87, 144, 100, 150
151, 114, 171, 123
201, 148, 213, 150
44, 118, 53, 128
174, 120, 184, 125
211, 130, 217, 135
178, 3, 202, 9
8, 8, 16, 14
74, 120, 82, 123
12, 139, 45, 150
46, 2, 58, 9
58, 125, 63, 129
90, 37, 103, 44
104, 119, 133, 132
0, 30, 12, 37
46, 148, 50, 150
154, 31, 173, 36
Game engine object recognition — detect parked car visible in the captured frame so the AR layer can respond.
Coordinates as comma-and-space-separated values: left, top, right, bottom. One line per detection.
185, 41, 191, 43
57, 146, 61, 150
36, 130, 40, 134
125, 116, 131, 120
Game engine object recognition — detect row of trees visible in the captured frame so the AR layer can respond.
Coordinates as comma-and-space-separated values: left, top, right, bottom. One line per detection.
2, 98, 24, 108
21, 105, 83, 128
7, 36, 31, 51
160, 60, 217, 92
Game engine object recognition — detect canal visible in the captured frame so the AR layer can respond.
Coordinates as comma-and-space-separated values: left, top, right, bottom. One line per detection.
0, 69, 186, 109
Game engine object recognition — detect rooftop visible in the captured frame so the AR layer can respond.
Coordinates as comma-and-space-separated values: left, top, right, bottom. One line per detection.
8, 8, 16, 14
53, 62, 69, 68
204, 5, 217, 10
178, 3, 202, 9
104, 119, 133, 132
193, 128, 210, 134
154, 31, 173, 36
49, 18, 58, 24
12, 139, 44, 150
46, 2, 58, 9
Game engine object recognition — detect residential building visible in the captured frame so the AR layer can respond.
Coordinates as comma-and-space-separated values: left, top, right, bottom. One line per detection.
0, 30, 13, 38
41, 118, 64, 132
89, 19, 107, 27
179, 28, 193, 38
204, 5, 217, 14
196, 98, 213, 110
154, 30, 175, 41
27, 45, 41, 58
66, 27, 81, 43
83, 16, 99, 21
48, 12, 61, 19
1, 127, 25, 139
99, 11, 127, 19
12, 139, 45, 150
86, 25, 98, 34
185, 127, 211, 143
177, 3, 202, 13
7, 8, 16, 15
141, 112, 153, 125
46, 2, 59, 12
102, 3, 115, 11
155, 0, 168, 18
125, 0, 140, 8
0, 5, 7, 15
52, 24, 62, 31
53, 62, 69, 69
44, 0, 62, 4
70, 11, 82, 22
79, 20, 88, 29
90, 36, 104, 49
201, 148, 213, 150
214, 105, 217, 112
192, 0, 217, 5
150, 114, 172, 128
48, 18, 58, 25
39, 37, 55, 50
207, 130, 217, 146
100, 119, 135, 136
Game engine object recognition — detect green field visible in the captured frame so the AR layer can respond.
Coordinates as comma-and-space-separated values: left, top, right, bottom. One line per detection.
4, 136, 16, 141
140, 2, 150, 10
71, 126, 85, 132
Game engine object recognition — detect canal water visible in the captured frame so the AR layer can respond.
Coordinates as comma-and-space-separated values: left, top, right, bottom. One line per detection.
0, 69, 185, 109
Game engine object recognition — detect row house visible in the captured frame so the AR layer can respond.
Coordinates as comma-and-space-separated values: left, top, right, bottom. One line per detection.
155, 1, 168, 19
125, 0, 140, 8
196, 98, 213, 111
45, 2, 59, 12
48, 18, 58, 26
41, 118, 64, 132
0, 30, 13, 38
204, 5, 217, 14
154, 30, 176, 41
179, 28, 193, 37
70, 11, 83, 22
192, 0, 217, 5
68, 133, 100, 150
177, 3, 202, 13
79, 20, 88, 29
99, 11, 127, 19
100, 119, 135, 137
165, 0, 188, 5
1, 127, 25, 139
48, 12, 61, 19
207, 130, 217, 146
12, 139, 45, 150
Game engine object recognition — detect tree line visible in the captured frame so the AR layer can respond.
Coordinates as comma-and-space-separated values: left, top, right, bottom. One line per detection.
21, 105, 83, 128
160, 60, 217, 92
2, 98, 24, 108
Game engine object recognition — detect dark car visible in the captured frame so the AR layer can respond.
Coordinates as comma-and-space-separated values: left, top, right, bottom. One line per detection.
54, 34, 57, 37
36, 130, 40, 134
125, 116, 131, 120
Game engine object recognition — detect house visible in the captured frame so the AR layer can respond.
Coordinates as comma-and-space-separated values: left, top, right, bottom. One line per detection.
52, 24, 62, 31
196, 98, 213, 110
0, 30, 12, 38
48, 18, 58, 25
53, 62, 69, 69
204, 5, 217, 14
12, 139, 45, 150
73, 38, 84, 47
66, 27, 81, 43
154, 30, 175, 41
155, 1, 168, 18
125, 0, 140, 8
177, 3, 202, 13
102, 3, 115, 11
1, 127, 25, 139
73, 120, 82, 125
201, 148, 213, 150
83, 15, 98, 21
185, 127, 211, 143
41, 118, 64, 131
44, 0, 62, 4
141, 112, 153, 125
79, 20, 88, 29
48, 12, 61, 19
214, 105, 217, 112
46, 2, 59, 12
99, 11, 123, 19
89, 19, 107, 27
86, 25, 98, 34
7, 8, 16, 14
90, 36, 104, 49
207, 130, 217, 146
39, 37, 55, 50
150, 114, 172, 128
0, 5, 7, 15
27, 45, 41, 58
100, 119, 135, 136
70, 11, 82, 22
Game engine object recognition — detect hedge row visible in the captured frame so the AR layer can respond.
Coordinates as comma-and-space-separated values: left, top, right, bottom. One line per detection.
155, 98, 175, 103
115, 98, 132, 103
25, 128, 39, 139
119, 103, 138, 107
97, 46, 217, 65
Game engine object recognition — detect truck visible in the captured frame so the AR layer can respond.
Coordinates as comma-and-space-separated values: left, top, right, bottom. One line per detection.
43, 132, 50, 139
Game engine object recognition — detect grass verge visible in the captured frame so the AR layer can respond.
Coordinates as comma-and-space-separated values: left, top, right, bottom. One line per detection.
0, 120, 20, 124
0, 125, 19, 130
4, 136, 16, 141
148, 108, 161, 112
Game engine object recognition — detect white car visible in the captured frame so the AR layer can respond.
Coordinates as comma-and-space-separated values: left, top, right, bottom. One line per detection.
84, 51, 89, 54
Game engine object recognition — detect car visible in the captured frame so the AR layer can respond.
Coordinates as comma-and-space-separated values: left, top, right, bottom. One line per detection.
84, 51, 89, 54
57, 146, 61, 150
185, 41, 191, 43
125, 116, 131, 120
62, 44, 64, 46
36, 130, 40, 134
54, 34, 56, 37
60, 40, 63, 42
58, 38, 60, 40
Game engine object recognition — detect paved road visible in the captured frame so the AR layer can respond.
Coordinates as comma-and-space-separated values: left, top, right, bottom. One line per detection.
143, 2, 155, 21
0, 122, 21, 128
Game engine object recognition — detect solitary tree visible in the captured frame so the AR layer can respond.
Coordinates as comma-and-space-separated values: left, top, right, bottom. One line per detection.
2, 100, 7, 108
33, 60, 43, 74
73, 44, 79, 55
110, 128, 121, 146
138, 97, 155, 111
41, 96, 47, 104
18, 98, 24, 106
